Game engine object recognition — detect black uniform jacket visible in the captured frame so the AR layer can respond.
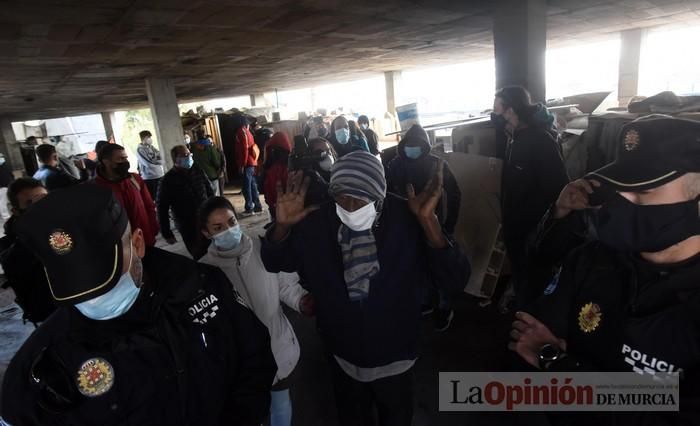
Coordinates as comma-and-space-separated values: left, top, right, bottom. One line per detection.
501, 126, 569, 251
157, 166, 214, 239
1, 248, 276, 426
532, 237, 700, 425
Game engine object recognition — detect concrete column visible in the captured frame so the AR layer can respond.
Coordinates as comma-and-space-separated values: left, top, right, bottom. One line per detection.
384, 70, 402, 114
618, 28, 643, 107
0, 117, 23, 171
493, 0, 547, 102
101, 111, 116, 142
145, 78, 183, 170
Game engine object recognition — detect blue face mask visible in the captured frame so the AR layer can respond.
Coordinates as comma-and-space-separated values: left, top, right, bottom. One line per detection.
404, 146, 423, 159
177, 155, 194, 169
335, 128, 350, 145
75, 242, 140, 320
212, 224, 243, 251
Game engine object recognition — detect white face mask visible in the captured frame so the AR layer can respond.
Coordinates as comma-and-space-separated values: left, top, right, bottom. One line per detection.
144, 137, 153, 145
184, 136, 191, 144
336, 201, 376, 231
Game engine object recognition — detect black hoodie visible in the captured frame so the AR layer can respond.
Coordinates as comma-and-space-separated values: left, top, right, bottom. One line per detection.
386, 125, 461, 234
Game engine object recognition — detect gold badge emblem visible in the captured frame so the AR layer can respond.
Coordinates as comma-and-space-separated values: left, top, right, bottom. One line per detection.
623, 129, 640, 151
578, 302, 602, 333
48, 230, 73, 255
76, 357, 114, 397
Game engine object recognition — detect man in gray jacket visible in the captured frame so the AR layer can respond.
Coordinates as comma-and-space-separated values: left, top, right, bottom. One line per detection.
136, 130, 165, 200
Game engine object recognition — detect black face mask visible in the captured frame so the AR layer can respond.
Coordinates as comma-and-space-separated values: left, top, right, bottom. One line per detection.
593, 194, 700, 252
490, 112, 508, 131
114, 162, 130, 178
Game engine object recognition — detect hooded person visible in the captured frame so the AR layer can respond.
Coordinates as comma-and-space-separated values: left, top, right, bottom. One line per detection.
386, 124, 461, 234
1, 184, 276, 426
261, 150, 471, 426
357, 115, 380, 155
328, 115, 369, 158
262, 132, 292, 219
386, 124, 462, 330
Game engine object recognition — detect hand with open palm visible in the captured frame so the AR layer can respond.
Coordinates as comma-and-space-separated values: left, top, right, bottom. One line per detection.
406, 159, 448, 248
406, 158, 444, 221
270, 171, 319, 241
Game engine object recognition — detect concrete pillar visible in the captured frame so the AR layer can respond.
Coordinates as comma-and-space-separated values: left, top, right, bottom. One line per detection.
384, 71, 402, 114
101, 111, 116, 142
145, 78, 183, 170
0, 117, 23, 171
618, 28, 643, 107
493, 0, 547, 102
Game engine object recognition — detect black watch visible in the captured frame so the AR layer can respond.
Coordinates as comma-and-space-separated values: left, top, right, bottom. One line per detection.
538, 343, 566, 370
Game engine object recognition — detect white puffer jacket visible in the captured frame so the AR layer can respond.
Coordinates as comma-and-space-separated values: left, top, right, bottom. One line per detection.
199, 233, 306, 384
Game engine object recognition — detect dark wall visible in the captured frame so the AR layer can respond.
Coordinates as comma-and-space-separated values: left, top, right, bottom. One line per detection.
217, 114, 242, 180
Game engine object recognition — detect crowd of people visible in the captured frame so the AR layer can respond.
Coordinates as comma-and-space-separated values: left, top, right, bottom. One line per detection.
0, 87, 698, 426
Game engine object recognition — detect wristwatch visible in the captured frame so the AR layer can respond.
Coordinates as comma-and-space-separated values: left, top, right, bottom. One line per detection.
538, 343, 566, 370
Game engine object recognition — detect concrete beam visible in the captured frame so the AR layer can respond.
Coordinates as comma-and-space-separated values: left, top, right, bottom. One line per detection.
0, 117, 24, 172
493, 0, 547, 102
101, 111, 117, 143
618, 28, 644, 107
145, 78, 183, 170
384, 71, 402, 114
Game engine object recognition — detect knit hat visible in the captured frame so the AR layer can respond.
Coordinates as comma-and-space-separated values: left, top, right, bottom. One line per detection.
329, 150, 386, 203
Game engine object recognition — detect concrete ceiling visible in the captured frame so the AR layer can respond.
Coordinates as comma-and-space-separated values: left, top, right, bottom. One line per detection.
1, 0, 700, 120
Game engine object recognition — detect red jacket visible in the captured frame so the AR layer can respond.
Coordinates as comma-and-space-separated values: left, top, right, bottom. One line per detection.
95, 172, 159, 247
263, 163, 287, 209
263, 133, 291, 209
235, 127, 259, 169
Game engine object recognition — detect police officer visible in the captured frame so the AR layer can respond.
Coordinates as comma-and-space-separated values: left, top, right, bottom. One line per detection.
509, 116, 700, 424
1, 184, 276, 425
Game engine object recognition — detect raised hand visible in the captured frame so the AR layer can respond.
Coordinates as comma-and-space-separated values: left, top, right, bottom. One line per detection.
270, 171, 319, 242
554, 179, 601, 219
406, 159, 448, 248
407, 158, 444, 221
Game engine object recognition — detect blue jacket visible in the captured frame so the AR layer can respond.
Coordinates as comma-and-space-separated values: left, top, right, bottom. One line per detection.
33, 165, 79, 191
261, 194, 471, 368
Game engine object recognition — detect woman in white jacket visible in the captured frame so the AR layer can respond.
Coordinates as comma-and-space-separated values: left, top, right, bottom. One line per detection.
198, 196, 314, 426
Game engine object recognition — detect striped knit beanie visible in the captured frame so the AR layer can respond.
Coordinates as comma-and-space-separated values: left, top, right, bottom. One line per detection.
329, 151, 386, 202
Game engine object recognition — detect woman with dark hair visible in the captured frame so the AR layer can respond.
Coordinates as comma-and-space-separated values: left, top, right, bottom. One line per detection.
328, 115, 369, 158
491, 86, 569, 309
198, 196, 313, 426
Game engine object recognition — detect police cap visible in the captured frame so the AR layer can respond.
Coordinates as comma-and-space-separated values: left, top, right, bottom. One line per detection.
15, 184, 128, 305
588, 116, 700, 191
